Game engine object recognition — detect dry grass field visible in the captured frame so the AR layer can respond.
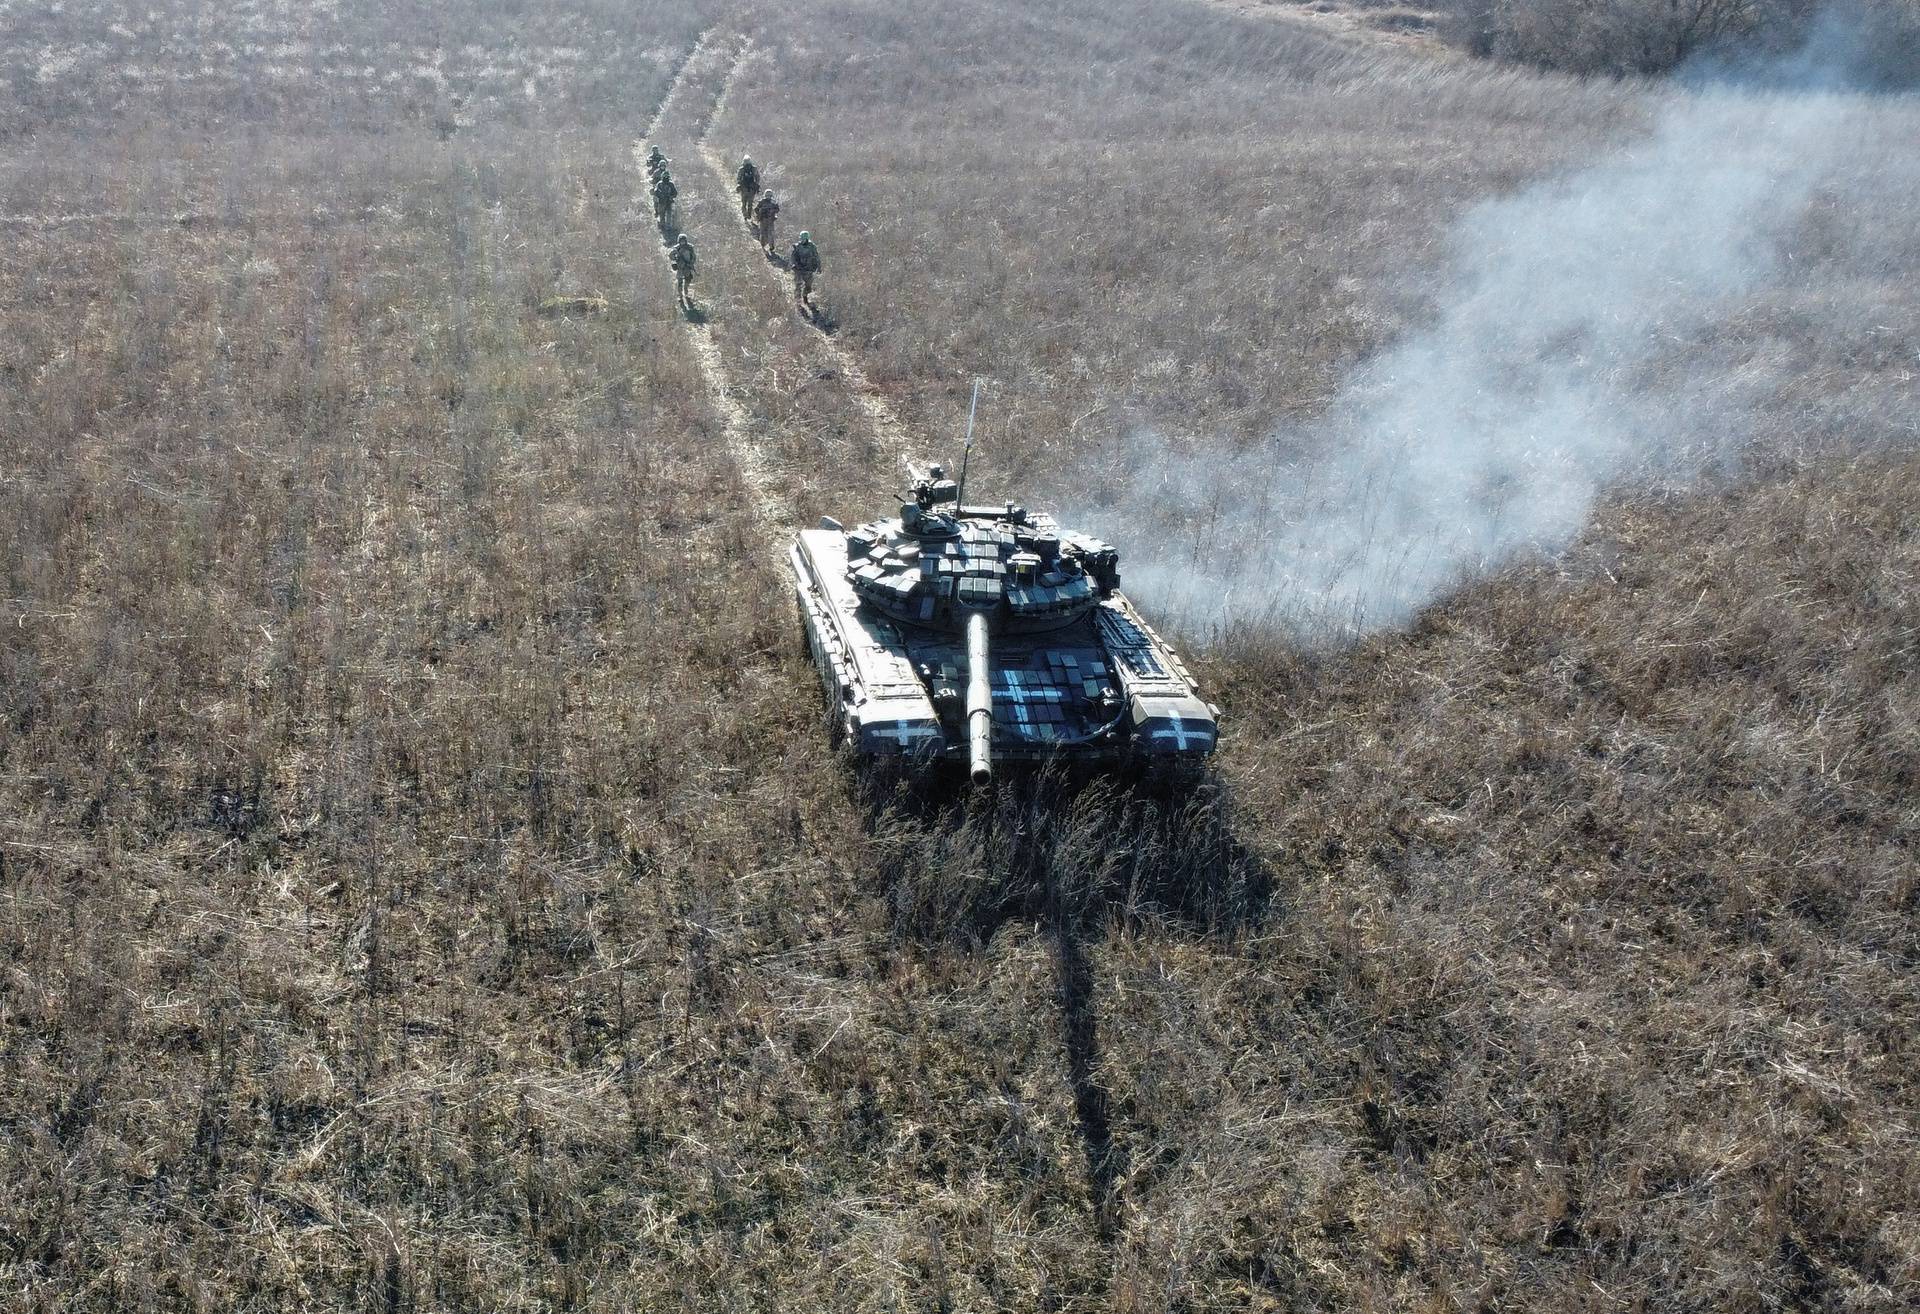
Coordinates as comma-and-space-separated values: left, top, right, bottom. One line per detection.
4, 1, 1917, 1311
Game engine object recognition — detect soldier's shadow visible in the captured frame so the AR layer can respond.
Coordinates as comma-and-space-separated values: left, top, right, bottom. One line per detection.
766, 250, 790, 270
856, 765, 1274, 1239
680, 300, 709, 325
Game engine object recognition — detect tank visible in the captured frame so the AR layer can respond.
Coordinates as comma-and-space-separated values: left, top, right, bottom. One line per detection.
790, 462, 1218, 783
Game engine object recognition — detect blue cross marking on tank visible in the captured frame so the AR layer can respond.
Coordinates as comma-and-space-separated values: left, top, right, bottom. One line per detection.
996, 668, 1070, 734
791, 451, 1219, 780
875, 720, 933, 749
1150, 714, 1208, 751
1003, 670, 1031, 726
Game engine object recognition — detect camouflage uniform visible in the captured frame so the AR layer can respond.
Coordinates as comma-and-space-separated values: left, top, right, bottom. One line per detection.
790, 232, 821, 304
752, 191, 780, 253
735, 157, 761, 221
651, 173, 677, 226
669, 236, 696, 303
645, 146, 666, 179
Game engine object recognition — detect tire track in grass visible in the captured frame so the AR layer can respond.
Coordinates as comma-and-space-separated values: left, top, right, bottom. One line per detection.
694, 43, 916, 470
642, 27, 717, 141
690, 38, 1140, 1259
644, 32, 904, 536
0, 206, 390, 229
0, 211, 223, 227
637, 34, 783, 534
0, 39, 724, 232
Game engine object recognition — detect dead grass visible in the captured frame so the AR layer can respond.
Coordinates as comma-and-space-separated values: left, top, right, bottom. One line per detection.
3, 1, 1918, 1310
712, 0, 1646, 467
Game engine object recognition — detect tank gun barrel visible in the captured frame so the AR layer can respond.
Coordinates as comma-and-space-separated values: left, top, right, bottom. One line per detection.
965, 610, 992, 785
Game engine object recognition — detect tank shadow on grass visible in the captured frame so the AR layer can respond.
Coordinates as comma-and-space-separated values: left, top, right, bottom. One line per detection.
861, 766, 1274, 1238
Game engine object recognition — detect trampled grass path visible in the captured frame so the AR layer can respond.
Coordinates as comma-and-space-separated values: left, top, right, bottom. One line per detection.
642, 27, 717, 142
635, 30, 782, 533
639, 29, 922, 538
636, 30, 1136, 1246
0, 206, 387, 228
693, 43, 916, 470
667, 37, 1139, 1246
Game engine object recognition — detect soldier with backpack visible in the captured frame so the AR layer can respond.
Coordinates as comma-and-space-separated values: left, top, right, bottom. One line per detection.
752, 189, 780, 254
669, 233, 697, 307
651, 171, 677, 230
735, 155, 761, 222
790, 231, 822, 309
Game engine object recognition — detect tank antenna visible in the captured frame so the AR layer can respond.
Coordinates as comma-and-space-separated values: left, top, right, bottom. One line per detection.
955, 378, 983, 509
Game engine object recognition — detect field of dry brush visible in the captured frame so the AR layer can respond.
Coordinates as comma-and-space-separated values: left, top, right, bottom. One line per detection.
3, 2, 1916, 1310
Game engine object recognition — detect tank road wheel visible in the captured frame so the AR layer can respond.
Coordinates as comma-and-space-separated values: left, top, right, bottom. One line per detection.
826, 686, 848, 751
795, 597, 849, 751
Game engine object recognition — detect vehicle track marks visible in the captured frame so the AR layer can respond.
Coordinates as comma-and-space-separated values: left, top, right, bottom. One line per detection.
642, 28, 718, 141
0, 207, 379, 228
0, 211, 212, 227
695, 44, 916, 471
629, 142, 781, 533
641, 29, 912, 542
637, 32, 786, 535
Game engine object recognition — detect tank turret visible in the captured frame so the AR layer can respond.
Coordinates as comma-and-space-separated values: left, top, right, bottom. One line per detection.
789, 457, 1218, 781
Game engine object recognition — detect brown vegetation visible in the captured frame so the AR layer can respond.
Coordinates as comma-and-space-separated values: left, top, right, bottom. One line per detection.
1433, 0, 1920, 80
3, 1, 1917, 1310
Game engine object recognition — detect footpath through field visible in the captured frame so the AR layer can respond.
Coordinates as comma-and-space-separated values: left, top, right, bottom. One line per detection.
635, 29, 1140, 1254
634, 30, 780, 530
639, 31, 919, 541
690, 42, 916, 467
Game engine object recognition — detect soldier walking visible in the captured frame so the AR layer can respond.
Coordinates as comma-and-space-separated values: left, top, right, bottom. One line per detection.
790, 230, 822, 310
645, 145, 666, 180
734, 155, 761, 222
752, 189, 780, 255
651, 170, 677, 230
669, 233, 697, 307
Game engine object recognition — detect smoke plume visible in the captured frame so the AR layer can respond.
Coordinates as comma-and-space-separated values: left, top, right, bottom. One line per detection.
1090, 17, 1916, 643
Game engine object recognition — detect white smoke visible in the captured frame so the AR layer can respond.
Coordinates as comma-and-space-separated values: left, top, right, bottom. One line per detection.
1086, 26, 1916, 643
